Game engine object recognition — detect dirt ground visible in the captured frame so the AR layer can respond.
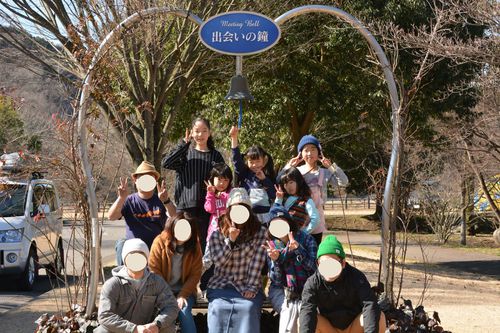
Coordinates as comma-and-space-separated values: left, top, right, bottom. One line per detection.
351, 248, 500, 333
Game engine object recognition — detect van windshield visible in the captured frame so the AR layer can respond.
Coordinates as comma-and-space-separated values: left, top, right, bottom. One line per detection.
0, 184, 27, 217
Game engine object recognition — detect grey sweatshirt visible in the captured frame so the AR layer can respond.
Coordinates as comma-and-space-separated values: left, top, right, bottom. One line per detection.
97, 266, 179, 332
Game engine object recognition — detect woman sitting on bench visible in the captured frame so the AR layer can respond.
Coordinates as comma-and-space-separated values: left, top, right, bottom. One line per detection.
206, 188, 268, 333
149, 213, 203, 333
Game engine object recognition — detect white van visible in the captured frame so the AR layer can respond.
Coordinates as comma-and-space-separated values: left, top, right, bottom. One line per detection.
0, 175, 64, 290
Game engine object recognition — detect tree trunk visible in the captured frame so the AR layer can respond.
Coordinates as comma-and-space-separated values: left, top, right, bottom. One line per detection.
464, 142, 500, 226
460, 173, 474, 245
289, 107, 315, 146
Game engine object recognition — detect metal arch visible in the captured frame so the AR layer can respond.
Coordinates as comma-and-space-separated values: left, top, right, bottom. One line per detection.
76, 7, 202, 315
275, 5, 401, 292
78, 5, 402, 313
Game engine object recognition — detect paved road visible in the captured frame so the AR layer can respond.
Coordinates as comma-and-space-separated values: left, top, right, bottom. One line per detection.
332, 230, 500, 279
0, 220, 125, 316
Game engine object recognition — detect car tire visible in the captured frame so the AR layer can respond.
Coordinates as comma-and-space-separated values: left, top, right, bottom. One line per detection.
47, 241, 64, 280
17, 247, 38, 291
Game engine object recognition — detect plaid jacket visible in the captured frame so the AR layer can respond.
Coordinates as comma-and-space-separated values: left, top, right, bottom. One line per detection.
268, 230, 318, 292
207, 226, 267, 294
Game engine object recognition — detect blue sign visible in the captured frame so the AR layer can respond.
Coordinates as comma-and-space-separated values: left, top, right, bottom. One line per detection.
199, 11, 281, 56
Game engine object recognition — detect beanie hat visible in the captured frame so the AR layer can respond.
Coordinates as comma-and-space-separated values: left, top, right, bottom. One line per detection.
269, 205, 293, 222
121, 238, 150, 263
297, 135, 322, 154
317, 235, 345, 259
226, 188, 251, 208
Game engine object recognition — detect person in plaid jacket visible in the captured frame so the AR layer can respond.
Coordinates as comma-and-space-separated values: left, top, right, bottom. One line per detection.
206, 188, 267, 333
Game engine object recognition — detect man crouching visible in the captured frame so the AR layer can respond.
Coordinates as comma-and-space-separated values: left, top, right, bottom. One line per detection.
96, 238, 178, 333
299, 235, 386, 333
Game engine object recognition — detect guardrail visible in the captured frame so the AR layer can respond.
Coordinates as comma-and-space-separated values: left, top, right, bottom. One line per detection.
61, 197, 375, 220
324, 197, 374, 210
61, 203, 113, 221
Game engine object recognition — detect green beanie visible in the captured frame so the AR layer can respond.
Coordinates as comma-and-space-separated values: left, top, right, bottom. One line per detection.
317, 235, 345, 259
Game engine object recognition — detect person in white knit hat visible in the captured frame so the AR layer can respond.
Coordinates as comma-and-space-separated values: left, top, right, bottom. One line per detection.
206, 188, 268, 333
96, 238, 178, 333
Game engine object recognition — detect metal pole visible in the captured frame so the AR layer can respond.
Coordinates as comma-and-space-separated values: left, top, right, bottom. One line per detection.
275, 5, 401, 299
77, 7, 202, 316
236, 55, 243, 75
236, 56, 243, 127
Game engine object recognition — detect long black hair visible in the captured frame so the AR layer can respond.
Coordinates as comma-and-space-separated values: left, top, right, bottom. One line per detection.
243, 146, 275, 179
192, 117, 215, 150
279, 167, 311, 199
208, 163, 233, 193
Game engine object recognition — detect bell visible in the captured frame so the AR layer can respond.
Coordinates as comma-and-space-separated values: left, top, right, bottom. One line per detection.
225, 75, 254, 101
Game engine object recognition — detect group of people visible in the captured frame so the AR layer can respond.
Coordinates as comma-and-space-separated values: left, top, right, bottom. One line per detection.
96, 117, 386, 333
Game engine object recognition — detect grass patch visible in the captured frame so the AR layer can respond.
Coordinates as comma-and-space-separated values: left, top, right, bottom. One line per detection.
408, 233, 500, 256
326, 214, 380, 231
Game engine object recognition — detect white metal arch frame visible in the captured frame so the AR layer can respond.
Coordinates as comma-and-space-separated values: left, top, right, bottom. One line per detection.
275, 5, 401, 303
78, 5, 400, 314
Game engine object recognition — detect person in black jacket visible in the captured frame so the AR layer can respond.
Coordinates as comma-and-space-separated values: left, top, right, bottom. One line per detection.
299, 235, 386, 333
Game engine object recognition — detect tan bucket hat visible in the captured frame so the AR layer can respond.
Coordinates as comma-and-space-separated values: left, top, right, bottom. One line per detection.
131, 161, 160, 180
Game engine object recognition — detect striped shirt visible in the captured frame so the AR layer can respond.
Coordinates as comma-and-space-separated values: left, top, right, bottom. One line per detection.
162, 141, 225, 209
207, 226, 267, 294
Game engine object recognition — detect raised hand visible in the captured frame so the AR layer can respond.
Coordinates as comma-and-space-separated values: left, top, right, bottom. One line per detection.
262, 241, 280, 261
157, 179, 168, 202
117, 177, 129, 199
320, 156, 332, 168
275, 184, 285, 199
183, 128, 192, 143
288, 153, 303, 167
230, 125, 239, 148
204, 180, 216, 193
255, 169, 265, 180
288, 232, 299, 251
229, 125, 239, 139
229, 221, 240, 242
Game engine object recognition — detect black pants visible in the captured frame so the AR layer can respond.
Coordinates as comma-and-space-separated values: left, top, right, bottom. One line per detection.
312, 233, 323, 248
179, 206, 210, 254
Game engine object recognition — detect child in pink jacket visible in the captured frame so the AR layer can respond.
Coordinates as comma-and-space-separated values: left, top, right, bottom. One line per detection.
201, 163, 232, 292
204, 163, 233, 244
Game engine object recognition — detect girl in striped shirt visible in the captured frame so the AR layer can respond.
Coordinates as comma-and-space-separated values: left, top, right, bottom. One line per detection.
162, 117, 225, 252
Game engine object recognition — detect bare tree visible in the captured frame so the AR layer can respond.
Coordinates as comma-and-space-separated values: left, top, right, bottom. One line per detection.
0, 0, 237, 169
370, 0, 496, 304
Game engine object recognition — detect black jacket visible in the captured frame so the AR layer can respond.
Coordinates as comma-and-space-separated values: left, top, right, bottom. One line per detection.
299, 263, 381, 333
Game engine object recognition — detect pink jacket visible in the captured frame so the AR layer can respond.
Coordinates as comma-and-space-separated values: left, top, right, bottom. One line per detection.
204, 190, 230, 242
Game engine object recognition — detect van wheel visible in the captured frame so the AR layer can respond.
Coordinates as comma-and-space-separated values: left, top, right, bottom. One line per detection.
47, 241, 64, 280
18, 247, 38, 291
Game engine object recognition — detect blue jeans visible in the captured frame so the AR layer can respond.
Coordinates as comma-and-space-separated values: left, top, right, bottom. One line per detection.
207, 287, 264, 333
115, 238, 126, 266
178, 294, 196, 333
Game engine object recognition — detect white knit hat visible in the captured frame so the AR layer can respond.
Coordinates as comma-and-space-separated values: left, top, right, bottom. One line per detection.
226, 188, 251, 208
121, 238, 149, 263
